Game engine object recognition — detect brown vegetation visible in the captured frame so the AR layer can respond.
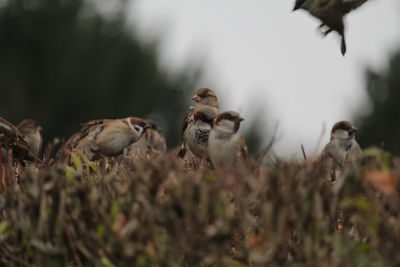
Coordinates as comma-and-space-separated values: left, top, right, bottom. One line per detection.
0, 148, 400, 266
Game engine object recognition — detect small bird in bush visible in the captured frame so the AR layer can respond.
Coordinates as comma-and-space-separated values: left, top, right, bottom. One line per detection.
178, 88, 219, 158
322, 121, 362, 179
208, 111, 248, 168
293, 0, 369, 55
17, 119, 43, 156
0, 117, 40, 162
67, 117, 150, 160
124, 120, 166, 157
181, 106, 218, 159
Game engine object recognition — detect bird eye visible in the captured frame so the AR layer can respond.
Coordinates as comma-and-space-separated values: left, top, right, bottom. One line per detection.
134, 125, 143, 133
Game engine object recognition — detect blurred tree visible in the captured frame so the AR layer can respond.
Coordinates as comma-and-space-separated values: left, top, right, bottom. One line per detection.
0, 0, 197, 147
357, 49, 400, 154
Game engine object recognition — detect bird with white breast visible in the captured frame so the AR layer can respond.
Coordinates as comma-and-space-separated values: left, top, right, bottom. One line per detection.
17, 119, 43, 156
124, 120, 167, 158
321, 120, 363, 181
208, 111, 248, 169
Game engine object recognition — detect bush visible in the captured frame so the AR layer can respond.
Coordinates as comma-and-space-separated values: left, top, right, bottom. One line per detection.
0, 149, 400, 266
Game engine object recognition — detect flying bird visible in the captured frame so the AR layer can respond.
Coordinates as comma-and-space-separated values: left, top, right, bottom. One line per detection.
293, 0, 370, 55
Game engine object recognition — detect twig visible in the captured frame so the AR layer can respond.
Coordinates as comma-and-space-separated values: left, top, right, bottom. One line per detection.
1, 250, 32, 267
0, 144, 3, 191
313, 122, 327, 155
64, 222, 84, 267
301, 144, 307, 161
256, 121, 279, 163
43, 138, 60, 165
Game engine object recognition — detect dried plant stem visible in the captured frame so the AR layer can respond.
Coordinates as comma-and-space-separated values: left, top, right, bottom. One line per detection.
301, 144, 307, 161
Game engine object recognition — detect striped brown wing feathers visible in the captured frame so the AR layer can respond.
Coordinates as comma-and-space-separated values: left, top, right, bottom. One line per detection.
80, 119, 112, 137
181, 108, 195, 141
178, 109, 195, 158
0, 117, 39, 161
240, 136, 248, 159
0, 117, 20, 137
342, 0, 368, 14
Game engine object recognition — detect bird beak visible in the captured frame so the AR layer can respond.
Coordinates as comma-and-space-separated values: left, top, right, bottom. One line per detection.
292, 0, 305, 11
192, 94, 201, 102
238, 117, 244, 122
349, 127, 358, 134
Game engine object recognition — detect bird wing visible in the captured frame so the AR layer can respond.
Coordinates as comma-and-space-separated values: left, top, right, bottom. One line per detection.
239, 136, 248, 159
181, 108, 194, 141
0, 117, 21, 137
342, 0, 369, 14
61, 120, 109, 156
322, 142, 347, 168
80, 119, 109, 136
316, 0, 335, 9
348, 140, 363, 161
178, 108, 195, 158
0, 118, 40, 161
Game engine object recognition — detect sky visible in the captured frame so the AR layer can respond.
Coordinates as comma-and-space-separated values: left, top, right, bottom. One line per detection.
129, 0, 400, 157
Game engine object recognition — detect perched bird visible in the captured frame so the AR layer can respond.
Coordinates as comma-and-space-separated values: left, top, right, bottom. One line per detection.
293, 0, 370, 55
0, 117, 39, 162
181, 106, 218, 159
64, 117, 150, 160
17, 119, 43, 155
178, 88, 219, 158
322, 121, 362, 180
208, 111, 248, 169
124, 121, 167, 158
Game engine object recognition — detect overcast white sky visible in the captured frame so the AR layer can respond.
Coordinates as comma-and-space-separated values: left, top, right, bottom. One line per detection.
129, 0, 400, 157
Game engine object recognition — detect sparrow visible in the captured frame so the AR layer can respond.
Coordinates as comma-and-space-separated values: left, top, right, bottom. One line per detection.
65, 117, 150, 160
0, 117, 40, 162
293, 0, 369, 55
181, 106, 218, 159
17, 119, 43, 156
124, 121, 167, 157
178, 88, 219, 158
321, 120, 363, 180
208, 111, 248, 169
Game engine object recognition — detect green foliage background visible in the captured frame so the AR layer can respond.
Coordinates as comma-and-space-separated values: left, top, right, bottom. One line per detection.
0, 0, 197, 147
357, 48, 400, 154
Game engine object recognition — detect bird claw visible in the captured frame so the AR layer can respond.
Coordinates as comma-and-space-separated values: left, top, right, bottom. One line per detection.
317, 24, 333, 37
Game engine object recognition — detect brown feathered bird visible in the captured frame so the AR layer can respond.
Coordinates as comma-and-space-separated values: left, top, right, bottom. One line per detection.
17, 119, 43, 156
181, 106, 218, 159
0, 117, 40, 162
178, 88, 219, 158
321, 120, 363, 181
293, 0, 370, 55
208, 111, 248, 169
62, 117, 150, 160
124, 121, 167, 158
